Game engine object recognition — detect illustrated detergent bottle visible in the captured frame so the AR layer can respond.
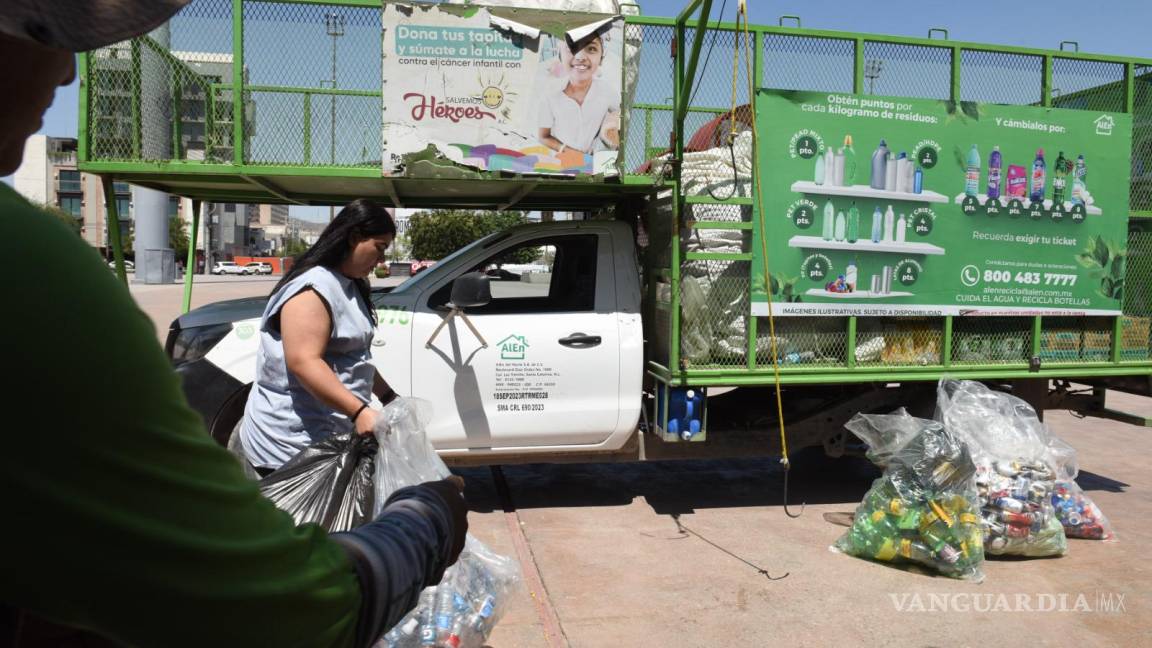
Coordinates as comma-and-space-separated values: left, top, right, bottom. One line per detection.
846, 259, 858, 292
842, 135, 857, 186
1051, 151, 1068, 204
814, 148, 826, 185
834, 210, 847, 241
846, 201, 860, 243
1072, 155, 1087, 205
1029, 148, 1046, 202
870, 206, 883, 243
896, 213, 907, 243
870, 139, 889, 189
964, 144, 980, 197
883, 205, 895, 242
822, 199, 835, 240
986, 146, 1002, 199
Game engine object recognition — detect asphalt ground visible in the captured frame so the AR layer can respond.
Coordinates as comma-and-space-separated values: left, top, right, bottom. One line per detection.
129, 276, 1152, 647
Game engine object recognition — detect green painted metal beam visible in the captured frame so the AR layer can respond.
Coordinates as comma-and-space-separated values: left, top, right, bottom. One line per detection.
232, 0, 245, 166
675, 0, 714, 125
77, 54, 89, 163
183, 199, 201, 313
102, 176, 127, 285
243, 84, 379, 97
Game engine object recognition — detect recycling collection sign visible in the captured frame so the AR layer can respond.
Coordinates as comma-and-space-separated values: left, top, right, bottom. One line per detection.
751, 90, 1130, 317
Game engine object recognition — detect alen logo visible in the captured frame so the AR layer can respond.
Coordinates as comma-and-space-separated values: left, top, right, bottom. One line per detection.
1094, 115, 1114, 136
403, 93, 496, 123
497, 334, 529, 360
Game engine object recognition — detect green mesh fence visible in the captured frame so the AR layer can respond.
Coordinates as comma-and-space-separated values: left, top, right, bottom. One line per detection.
959, 49, 1044, 105
763, 34, 855, 93
1051, 57, 1126, 111
856, 317, 944, 367
1039, 316, 1113, 362
1122, 227, 1152, 361
1134, 65, 1152, 214
952, 317, 1032, 365
861, 41, 951, 100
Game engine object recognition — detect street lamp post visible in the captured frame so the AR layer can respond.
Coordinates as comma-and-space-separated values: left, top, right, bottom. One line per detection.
325, 12, 345, 223
864, 59, 883, 95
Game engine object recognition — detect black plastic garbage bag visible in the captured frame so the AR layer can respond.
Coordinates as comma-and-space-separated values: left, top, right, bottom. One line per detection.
259, 433, 377, 532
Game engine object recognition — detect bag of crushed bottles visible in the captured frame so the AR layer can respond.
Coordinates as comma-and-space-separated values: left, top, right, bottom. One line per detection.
832, 408, 985, 581
935, 379, 1067, 557
373, 398, 522, 648
1047, 437, 1116, 540
258, 432, 377, 532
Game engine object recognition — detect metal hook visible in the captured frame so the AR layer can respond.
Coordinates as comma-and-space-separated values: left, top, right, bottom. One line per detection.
781, 458, 806, 518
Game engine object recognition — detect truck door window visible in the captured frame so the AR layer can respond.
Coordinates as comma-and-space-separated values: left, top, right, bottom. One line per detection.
428, 234, 599, 314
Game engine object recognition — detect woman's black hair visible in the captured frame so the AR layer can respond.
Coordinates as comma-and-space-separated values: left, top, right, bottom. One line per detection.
273, 198, 396, 320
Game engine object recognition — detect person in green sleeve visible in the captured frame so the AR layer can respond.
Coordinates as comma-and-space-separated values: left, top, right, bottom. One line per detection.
0, 2, 468, 646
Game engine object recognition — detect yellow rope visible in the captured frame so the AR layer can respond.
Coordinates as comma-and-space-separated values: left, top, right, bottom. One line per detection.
734, 0, 791, 465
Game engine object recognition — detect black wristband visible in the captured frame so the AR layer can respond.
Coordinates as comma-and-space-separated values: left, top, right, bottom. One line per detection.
351, 402, 370, 423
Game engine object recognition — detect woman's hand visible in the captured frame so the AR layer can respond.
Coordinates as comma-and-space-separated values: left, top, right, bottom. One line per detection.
354, 406, 378, 437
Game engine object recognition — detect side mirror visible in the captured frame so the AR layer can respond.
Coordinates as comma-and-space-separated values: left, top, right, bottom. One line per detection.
450, 272, 491, 309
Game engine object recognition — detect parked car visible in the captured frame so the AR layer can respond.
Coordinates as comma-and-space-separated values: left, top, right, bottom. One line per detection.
212, 261, 249, 275
244, 261, 273, 275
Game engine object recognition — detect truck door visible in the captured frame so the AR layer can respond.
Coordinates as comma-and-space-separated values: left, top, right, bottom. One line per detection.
410, 231, 621, 449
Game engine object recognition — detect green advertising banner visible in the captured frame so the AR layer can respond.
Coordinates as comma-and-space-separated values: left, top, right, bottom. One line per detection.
752, 90, 1131, 317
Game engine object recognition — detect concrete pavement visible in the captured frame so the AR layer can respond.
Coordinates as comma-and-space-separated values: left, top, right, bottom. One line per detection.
125, 278, 1152, 646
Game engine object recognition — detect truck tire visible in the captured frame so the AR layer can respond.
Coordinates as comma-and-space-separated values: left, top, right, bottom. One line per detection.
208, 383, 252, 447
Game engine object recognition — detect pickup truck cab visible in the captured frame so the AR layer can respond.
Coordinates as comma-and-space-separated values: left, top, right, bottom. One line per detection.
175, 220, 644, 458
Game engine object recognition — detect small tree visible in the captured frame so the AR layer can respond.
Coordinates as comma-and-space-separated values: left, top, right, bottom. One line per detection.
169, 215, 190, 261
408, 209, 536, 262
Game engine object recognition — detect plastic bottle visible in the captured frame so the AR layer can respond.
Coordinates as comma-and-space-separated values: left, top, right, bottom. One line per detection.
1051, 151, 1068, 204
904, 160, 916, 194
822, 199, 835, 240
986, 146, 1002, 199
846, 259, 858, 292
435, 585, 456, 643
1072, 154, 1087, 205
833, 148, 846, 186
870, 139, 889, 189
418, 590, 437, 647
883, 205, 895, 242
913, 167, 923, 194
846, 202, 860, 243
814, 148, 826, 185
964, 144, 980, 197
1029, 148, 1046, 202
834, 210, 846, 242
870, 206, 882, 243
896, 213, 907, 243
885, 151, 897, 191
824, 149, 836, 188
842, 135, 857, 186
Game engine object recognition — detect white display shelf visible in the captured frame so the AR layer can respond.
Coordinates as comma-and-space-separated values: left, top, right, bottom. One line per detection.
806, 289, 914, 299
951, 193, 1101, 216
788, 235, 945, 255
791, 181, 949, 204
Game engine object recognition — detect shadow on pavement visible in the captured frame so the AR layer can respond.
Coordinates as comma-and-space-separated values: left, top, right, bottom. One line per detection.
1075, 470, 1130, 492
455, 449, 882, 515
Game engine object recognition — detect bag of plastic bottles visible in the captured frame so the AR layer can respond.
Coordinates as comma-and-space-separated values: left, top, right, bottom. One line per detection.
935, 379, 1067, 557
258, 432, 377, 533
833, 409, 985, 581
1047, 437, 1116, 540
373, 398, 522, 648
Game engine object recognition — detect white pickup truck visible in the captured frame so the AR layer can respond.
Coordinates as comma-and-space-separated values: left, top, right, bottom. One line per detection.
170, 220, 656, 461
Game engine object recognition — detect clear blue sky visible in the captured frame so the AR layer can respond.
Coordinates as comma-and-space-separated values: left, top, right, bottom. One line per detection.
12, 0, 1151, 219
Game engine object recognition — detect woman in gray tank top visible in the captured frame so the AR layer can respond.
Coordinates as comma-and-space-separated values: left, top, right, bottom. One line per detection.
238, 200, 398, 471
